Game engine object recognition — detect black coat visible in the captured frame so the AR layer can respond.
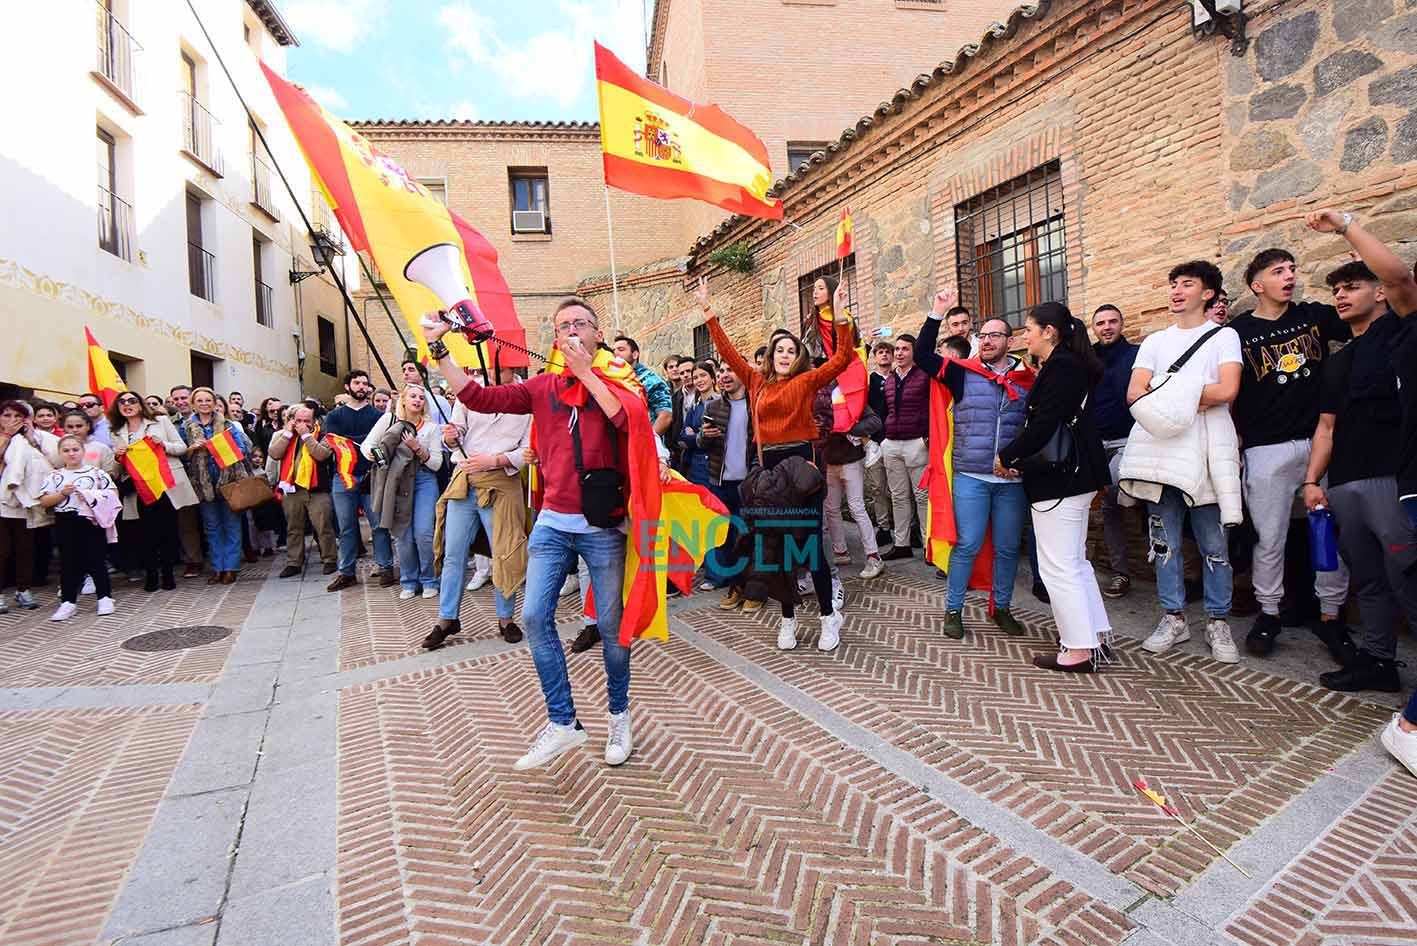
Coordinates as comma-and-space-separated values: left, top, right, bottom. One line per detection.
997, 346, 1109, 503
735, 455, 825, 607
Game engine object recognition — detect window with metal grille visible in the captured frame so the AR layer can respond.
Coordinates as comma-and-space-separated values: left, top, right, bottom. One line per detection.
693, 323, 711, 362
954, 161, 1066, 329
797, 256, 856, 346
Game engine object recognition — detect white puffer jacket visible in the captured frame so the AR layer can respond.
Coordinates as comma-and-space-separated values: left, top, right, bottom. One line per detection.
1118, 373, 1243, 525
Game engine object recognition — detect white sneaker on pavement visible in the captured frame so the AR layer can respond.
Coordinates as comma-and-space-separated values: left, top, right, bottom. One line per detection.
1142, 613, 1190, 654
513, 720, 588, 771
0, 595, 8, 614
96, 597, 115, 616
398, 588, 416, 601
466, 570, 490, 592
421, 587, 438, 599
796, 573, 812, 595
81, 576, 95, 596
1380, 714, 1417, 779
832, 578, 844, 613
818, 610, 843, 652
51, 602, 77, 622
1205, 618, 1239, 663
777, 617, 799, 650
859, 556, 884, 580
605, 710, 633, 766
16, 590, 37, 610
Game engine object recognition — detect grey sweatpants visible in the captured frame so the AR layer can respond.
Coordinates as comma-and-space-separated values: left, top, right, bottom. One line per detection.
1328, 476, 1417, 660
1242, 439, 1349, 616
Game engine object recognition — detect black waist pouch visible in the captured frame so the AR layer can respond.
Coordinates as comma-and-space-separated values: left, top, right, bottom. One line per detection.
571, 405, 625, 528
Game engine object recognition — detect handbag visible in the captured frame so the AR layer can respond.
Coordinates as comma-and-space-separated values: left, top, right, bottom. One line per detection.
219, 462, 274, 513
1014, 410, 1079, 478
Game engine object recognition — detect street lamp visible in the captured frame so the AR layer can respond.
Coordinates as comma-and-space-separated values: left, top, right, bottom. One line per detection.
289, 226, 343, 284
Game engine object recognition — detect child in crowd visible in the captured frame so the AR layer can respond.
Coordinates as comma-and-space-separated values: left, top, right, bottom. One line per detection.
246, 446, 280, 556
39, 434, 118, 621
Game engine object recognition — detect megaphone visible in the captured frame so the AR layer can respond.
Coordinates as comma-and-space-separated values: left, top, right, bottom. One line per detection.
403, 242, 494, 342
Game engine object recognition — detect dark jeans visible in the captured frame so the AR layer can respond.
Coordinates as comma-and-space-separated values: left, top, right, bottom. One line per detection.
0, 517, 33, 591
56, 512, 112, 603
134, 497, 181, 573
705, 480, 743, 588
763, 444, 832, 619
32, 524, 52, 585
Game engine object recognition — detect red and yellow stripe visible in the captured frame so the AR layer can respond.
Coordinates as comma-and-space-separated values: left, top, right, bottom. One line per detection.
836, 208, 853, 259
279, 438, 318, 490
325, 434, 358, 489
208, 428, 245, 469
594, 42, 782, 221
123, 436, 175, 505
85, 327, 127, 410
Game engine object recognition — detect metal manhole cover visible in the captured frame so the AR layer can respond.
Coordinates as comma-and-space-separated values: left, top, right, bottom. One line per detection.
122, 625, 233, 652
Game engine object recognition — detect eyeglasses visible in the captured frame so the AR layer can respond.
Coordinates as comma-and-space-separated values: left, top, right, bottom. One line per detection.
979, 332, 1010, 341
115, 396, 140, 405
555, 318, 596, 334
79, 400, 101, 409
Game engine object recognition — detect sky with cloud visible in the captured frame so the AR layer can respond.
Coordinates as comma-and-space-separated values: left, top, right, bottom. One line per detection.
282, 0, 650, 122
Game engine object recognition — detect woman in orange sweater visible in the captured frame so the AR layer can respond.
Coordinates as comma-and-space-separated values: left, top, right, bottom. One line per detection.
699, 275, 857, 651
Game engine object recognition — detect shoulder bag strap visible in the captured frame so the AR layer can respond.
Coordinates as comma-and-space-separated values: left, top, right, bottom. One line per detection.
1166, 326, 1225, 374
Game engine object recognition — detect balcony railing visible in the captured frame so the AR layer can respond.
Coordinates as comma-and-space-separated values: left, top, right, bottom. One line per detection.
251, 152, 277, 218
189, 241, 216, 301
179, 90, 223, 175
97, 184, 134, 262
255, 279, 274, 327
94, 1, 141, 105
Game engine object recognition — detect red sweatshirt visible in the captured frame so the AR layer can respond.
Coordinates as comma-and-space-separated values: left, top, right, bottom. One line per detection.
454, 373, 628, 516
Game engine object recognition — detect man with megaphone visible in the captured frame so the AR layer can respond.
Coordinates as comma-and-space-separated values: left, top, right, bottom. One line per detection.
422, 298, 648, 771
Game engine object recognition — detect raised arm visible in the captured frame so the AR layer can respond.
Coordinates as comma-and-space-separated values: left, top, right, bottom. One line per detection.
697, 276, 758, 389
1307, 208, 1417, 316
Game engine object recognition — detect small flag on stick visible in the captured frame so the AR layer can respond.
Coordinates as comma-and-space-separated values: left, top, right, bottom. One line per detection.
122, 436, 176, 505
836, 207, 852, 259
1133, 778, 1251, 877
207, 428, 246, 469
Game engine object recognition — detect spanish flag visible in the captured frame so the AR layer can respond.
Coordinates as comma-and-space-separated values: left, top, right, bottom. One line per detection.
260, 64, 527, 368
325, 433, 358, 489
594, 42, 782, 220
85, 327, 127, 410
279, 437, 318, 490
836, 208, 852, 259
207, 428, 246, 469
817, 306, 868, 434
123, 436, 175, 505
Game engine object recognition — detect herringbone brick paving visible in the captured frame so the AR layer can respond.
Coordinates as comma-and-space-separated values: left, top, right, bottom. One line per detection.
0, 568, 259, 687
1224, 766, 1417, 946
0, 705, 199, 946
675, 572, 1392, 897
337, 638, 1137, 946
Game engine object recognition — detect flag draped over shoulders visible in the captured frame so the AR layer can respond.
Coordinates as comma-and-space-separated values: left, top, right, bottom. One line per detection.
920, 357, 1035, 610
817, 306, 868, 433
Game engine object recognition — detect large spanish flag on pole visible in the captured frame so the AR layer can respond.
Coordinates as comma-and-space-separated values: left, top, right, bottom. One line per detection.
85, 328, 127, 409
594, 42, 783, 220
259, 64, 528, 368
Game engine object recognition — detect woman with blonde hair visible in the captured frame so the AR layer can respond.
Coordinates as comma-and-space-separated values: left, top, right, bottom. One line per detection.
362, 385, 445, 599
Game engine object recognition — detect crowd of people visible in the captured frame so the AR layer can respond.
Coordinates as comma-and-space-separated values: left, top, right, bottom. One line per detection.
1, 204, 1415, 779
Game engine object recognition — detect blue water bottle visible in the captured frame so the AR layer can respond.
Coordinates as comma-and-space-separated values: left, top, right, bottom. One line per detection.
1309, 505, 1339, 572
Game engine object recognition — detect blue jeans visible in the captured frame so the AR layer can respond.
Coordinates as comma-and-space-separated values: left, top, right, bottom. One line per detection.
521, 523, 630, 725
1147, 486, 1231, 616
439, 490, 515, 621
199, 498, 242, 572
396, 467, 438, 591
704, 480, 743, 588
945, 474, 1027, 612
332, 479, 392, 577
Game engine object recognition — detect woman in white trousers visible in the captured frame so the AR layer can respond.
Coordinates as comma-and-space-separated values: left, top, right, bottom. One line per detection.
996, 302, 1113, 672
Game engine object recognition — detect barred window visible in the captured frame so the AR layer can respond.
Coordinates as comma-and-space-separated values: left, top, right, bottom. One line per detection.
954, 161, 1067, 329
693, 323, 711, 362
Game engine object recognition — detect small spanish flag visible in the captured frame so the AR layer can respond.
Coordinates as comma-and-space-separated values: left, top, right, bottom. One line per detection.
279, 437, 318, 490
207, 428, 246, 469
325, 433, 358, 489
123, 436, 176, 505
86, 327, 127, 410
836, 208, 852, 259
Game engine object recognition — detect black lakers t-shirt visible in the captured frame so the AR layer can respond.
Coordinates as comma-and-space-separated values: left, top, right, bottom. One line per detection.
1230, 300, 1350, 447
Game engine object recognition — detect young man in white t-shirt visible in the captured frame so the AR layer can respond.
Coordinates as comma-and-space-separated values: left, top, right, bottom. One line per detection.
1127, 260, 1243, 661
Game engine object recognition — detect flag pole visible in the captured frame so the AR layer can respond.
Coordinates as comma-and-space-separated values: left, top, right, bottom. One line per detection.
603, 185, 623, 333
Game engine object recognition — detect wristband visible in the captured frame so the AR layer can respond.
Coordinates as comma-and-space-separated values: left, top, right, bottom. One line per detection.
1301, 481, 1321, 488
427, 339, 450, 360
1336, 212, 1353, 235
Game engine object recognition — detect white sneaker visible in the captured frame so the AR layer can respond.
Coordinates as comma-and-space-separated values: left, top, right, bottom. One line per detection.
81, 576, 96, 596
832, 578, 845, 613
398, 588, 416, 600
1205, 618, 1239, 663
50, 602, 77, 622
96, 597, 115, 616
796, 573, 812, 595
16, 590, 37, 610
1142, 614, 1190, 654
513, 720, 588, 771
560, 574, 577, 597
699, 579, 718, 592
1379, 714, 1417, 779
777, 617, 799, 650
421, 587, 438, 599
0, 595, 8, 614
605, 710, 633, 766
819, 610, 843, 652
466, 570, 491, 592
859, 556, 884, 580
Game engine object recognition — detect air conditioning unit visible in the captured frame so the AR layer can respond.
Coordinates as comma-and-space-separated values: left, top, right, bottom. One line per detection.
512, 210, 546, 233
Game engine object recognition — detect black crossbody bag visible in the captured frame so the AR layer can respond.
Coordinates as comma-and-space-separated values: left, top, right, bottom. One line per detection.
570, 407, 626, 528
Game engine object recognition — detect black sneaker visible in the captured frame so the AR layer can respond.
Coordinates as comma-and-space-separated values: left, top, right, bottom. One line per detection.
934, 567, 947, 580
882, 546, 913, 562
278, 565, 301, 579
160, 569, 177, 591
570, 623, 601, 653
1246, 612, 1282, 657
1031, 581, 1050, 604
500, 622, 524, 644
875, 529, 893, 549
143, 570, 160, 593
1318, 652, 1404, 693
1310, 618, 1359, 667
941, 610, 964, 640
993, 609, 1024, 637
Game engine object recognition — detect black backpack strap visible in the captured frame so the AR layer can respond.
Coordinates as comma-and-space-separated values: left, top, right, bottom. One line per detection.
1167, 326, 1225, 374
